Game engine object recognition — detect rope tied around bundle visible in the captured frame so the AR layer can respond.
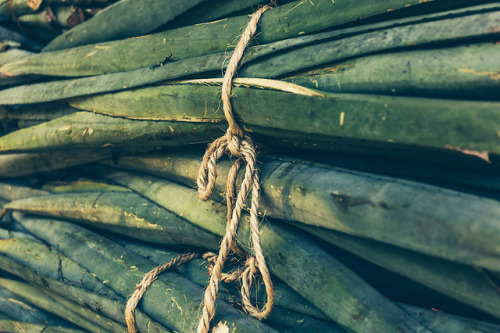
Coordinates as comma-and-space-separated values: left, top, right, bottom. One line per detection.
124, 5, 273, 333
196, 5, 274, 332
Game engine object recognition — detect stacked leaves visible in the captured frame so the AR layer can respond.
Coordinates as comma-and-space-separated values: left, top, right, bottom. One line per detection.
1, 0, 500, 332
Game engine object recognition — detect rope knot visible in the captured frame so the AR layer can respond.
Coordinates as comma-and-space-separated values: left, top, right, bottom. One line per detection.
226, 131, 242, 157
245, 257, 257, 275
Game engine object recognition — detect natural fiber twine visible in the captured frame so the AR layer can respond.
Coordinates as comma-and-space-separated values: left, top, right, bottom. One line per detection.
125, 5, 274, 333
125, 252, 200, 333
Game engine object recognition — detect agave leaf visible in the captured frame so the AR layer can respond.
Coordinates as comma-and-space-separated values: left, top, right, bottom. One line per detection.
44, 0, 207, 51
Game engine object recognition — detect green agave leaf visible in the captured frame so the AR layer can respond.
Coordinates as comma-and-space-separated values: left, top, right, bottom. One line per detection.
44, 0, 207, 51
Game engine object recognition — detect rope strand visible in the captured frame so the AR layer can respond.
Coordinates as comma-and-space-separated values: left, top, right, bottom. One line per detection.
125, 252, 200, 333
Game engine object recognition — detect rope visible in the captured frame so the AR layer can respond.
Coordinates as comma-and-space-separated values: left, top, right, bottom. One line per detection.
125, 252, 200, 333
196, 5, 274, 333
124, 6, 273, 332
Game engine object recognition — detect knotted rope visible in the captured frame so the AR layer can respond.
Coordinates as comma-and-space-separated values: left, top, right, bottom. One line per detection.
196, 5, 274, 332
125, 6, 273, 333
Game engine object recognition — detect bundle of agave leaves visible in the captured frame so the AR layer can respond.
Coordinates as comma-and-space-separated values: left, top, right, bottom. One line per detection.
1, 0, 500, 332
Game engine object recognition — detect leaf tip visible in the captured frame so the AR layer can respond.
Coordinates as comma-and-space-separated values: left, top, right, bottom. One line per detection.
444, 145, 491, 163
0, 66, 12, 77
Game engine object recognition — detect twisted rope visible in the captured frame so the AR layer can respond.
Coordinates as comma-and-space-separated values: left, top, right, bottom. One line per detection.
124, 6, 273, 333
125, 252, 200, 333
196, 5, 274, 333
